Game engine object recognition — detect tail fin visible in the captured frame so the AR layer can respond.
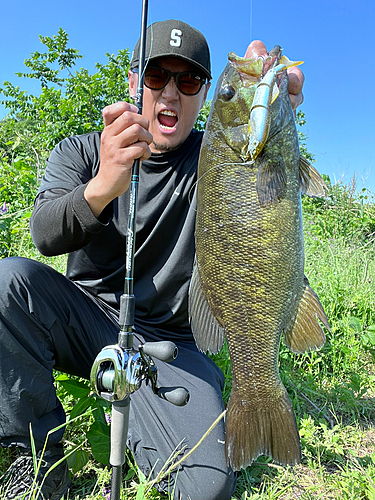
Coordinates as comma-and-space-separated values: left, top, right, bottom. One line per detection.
225, 388, 301, 470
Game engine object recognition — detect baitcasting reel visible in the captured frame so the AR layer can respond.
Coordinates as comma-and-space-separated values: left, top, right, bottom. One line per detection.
90, 340, 190, 406
90, 335, 190, 500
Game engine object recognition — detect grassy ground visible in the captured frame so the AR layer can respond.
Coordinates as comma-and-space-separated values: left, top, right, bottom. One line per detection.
1, 180, 375, 499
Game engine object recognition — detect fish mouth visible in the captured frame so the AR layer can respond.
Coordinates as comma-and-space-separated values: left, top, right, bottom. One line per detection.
158, 109, 179, 133
228, 52, 264, 79
228, 48, 302, 85
228, 46, 283, 81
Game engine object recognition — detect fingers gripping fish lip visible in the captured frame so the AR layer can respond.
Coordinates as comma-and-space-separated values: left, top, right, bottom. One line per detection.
214, 51, 303, 163
228, 52, 264, 79
218, 51, 304, 163
228, 49, 303, 79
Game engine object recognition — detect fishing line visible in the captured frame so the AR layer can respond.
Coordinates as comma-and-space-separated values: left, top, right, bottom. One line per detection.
141, 16, 154, 81
249, 0, 253, 42
130, 15, 153, 98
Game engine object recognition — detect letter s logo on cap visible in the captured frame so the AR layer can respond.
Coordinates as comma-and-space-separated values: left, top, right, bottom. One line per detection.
170, 29, 182, 47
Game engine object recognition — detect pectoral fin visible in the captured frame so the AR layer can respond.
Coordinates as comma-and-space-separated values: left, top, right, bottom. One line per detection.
284, 277, 330, 353
189, 260, 224, 354
299, 156, 328, 197
256, 153, 287, 206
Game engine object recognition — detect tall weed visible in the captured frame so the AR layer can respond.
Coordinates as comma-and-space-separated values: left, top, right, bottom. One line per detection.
277, 177, 375, 431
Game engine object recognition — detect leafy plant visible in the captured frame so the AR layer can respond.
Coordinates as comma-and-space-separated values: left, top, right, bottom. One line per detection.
55, 374, 111, 470
296, 109, 315, 162
194, 99, 211, 131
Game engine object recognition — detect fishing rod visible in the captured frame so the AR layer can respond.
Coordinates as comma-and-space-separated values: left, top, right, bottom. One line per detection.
90, 3, 189, 499
119, 0, 149, 349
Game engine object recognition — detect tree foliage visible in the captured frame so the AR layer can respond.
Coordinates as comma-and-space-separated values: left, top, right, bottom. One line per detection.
0, 28, 132, 257
1, 28, 131, 151
295, 109, 314, 162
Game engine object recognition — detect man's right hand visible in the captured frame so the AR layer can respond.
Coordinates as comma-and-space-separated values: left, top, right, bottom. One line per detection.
84, 101, 152, 218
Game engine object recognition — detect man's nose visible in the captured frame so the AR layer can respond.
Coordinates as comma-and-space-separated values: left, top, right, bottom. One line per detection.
161, 76, 179, 98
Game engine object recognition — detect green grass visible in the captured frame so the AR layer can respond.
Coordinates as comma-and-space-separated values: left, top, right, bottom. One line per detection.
1, 178, 375, 499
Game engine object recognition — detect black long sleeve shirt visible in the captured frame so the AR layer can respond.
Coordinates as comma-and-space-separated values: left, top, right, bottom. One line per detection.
30, 130, 203, 341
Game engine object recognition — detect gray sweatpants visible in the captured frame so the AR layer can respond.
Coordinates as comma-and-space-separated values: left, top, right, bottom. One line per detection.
0, 257, 235, 499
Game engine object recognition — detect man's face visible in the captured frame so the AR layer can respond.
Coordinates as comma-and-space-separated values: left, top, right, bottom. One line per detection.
129, 57, 210, 153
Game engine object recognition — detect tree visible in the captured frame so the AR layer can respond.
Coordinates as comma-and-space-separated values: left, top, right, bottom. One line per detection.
295, 109, 314, 163
1, 28, 131, 151
0, 28, 132, 257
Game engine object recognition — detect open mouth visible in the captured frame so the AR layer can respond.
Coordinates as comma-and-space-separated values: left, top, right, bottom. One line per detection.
158, 110, 178, 131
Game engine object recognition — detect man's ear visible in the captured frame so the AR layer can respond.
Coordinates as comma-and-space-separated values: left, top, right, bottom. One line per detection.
128, 70, 138, 96
200, 82, 211, 110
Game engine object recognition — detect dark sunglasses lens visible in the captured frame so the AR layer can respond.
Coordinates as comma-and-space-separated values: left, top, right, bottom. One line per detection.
176, 73, 203, 95
144, 67, 169, 90
144, 67, 204, 95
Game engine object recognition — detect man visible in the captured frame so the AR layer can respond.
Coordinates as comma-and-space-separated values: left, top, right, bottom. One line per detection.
0, 20, 304, 500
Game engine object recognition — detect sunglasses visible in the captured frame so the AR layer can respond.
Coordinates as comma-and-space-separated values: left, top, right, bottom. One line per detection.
142, 66, 207, 96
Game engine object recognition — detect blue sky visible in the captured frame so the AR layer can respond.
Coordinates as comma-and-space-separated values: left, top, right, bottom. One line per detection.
1, 0, 374, 192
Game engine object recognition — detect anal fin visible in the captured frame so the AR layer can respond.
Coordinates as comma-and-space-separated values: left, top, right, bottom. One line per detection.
285, 276, 330, 353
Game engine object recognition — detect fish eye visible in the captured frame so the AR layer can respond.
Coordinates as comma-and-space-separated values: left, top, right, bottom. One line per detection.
221, 85, 236, 101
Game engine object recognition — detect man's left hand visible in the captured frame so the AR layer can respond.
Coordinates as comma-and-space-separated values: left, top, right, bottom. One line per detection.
244, 40, 305, 113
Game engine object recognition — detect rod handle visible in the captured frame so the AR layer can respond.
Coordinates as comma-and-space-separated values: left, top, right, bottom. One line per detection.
119, 294, 135, 329
110, 398, 130, 467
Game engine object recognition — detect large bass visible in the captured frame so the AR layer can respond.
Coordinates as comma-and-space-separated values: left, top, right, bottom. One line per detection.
189, 46, 330, 470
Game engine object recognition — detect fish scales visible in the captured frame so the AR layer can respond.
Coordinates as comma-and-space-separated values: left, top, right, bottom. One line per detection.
189, 47, 330, 470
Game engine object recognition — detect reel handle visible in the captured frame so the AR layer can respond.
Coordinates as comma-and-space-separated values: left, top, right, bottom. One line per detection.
157, 386, 190, 406
139, 341, 189, 406
141, 341, 178, 363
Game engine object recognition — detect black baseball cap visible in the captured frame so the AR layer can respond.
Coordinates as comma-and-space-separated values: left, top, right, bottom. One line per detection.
130, 19, 212, 80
